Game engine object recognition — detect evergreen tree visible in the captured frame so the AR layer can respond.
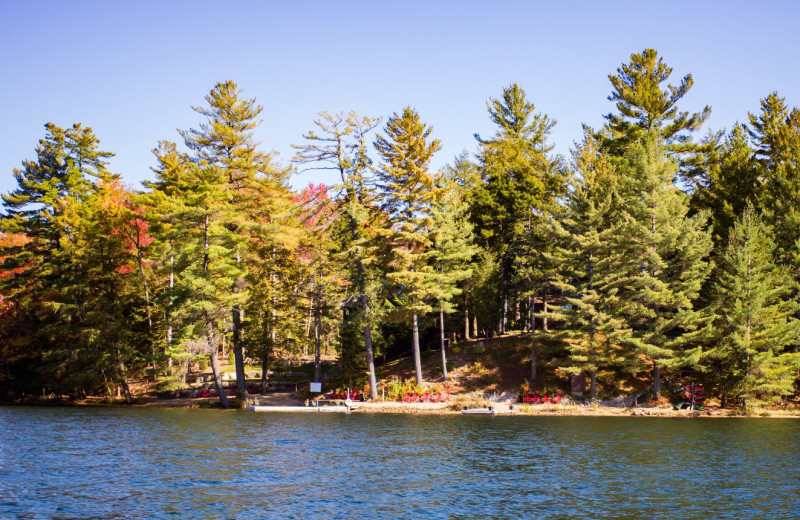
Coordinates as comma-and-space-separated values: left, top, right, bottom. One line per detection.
554, 132, 627, 398
748, 93, 800, 269
293, 111, 383, 398
704, 205, 800, 408
604, 48, 710, 147
55, 179, 152, 402
428, 177, 479, 380
464, 249, 502, 339
471, 83, 560, 335
0, 123, 122, 396
374, 106, 441, 386
149, 141, 243, 407
179, 80, 296, 400
612, 134, 713, 397
693, 124, 760, 248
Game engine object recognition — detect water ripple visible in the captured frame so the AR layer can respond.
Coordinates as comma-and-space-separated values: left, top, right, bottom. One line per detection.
1, 408, 798, 519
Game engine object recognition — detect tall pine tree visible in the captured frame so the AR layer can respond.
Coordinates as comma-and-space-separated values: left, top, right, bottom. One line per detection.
374, 107, 441, 386
704, 205, 800, 408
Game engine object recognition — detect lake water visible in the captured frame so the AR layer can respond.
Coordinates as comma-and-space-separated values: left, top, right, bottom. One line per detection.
1, 407, 798, 519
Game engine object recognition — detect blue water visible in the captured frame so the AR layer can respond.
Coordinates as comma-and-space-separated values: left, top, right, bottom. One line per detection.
1, 407, 798, 519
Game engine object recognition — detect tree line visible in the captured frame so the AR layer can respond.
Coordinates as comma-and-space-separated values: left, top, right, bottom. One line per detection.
1, 49, 798, 408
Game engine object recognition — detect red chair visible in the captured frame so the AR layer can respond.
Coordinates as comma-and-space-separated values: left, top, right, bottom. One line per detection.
540, 394, 550, 404
552, 394, 562, 404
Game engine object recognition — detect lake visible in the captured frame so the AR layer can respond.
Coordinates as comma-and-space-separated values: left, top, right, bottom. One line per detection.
1, 407, 798, 519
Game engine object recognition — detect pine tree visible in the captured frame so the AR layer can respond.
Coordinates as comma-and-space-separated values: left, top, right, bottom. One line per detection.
471, 83, 560, 335
148, 141, 243, 407
374, 106, 441, 386
0, 123, 122, 396
55, 179, 152, 402
464, 249, 502, 339
705, 205, 800, 408
693, 124, 760, 248
604, 49, 710, 148
603, 49, 711, 189
748, 93, 800, 269
428, 177, 479, 380
293, 111, 383, 398
612, 133, 713, 397
554, 132, 627, 398
179, 80, 297, 400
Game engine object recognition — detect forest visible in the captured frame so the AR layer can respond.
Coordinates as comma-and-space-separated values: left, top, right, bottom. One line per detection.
1, 48, 799, 409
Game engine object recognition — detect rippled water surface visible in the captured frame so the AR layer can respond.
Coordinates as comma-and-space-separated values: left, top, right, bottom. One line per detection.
1, 407, 799, 519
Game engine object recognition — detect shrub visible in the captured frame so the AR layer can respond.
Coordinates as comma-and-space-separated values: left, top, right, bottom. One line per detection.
385, 377, 422, 401
194, 355, 209, 371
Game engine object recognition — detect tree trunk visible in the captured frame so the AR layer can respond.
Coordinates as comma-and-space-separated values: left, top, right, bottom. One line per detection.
304, 297, 313, 357
473, 315, 478, 339
525, 295, 532, 333
530, 305, 537, 386
542, 292, 548, 332
357, 259, 378, 400
653, 361, 661, 399
501, 269, 508, 334
166, 248, 174, 371
207, 314, 229, 408
116, 345, 133, 405
514, 293, 521, 331
439, 304, 448, 381
314, 300, 321, 383
261, 355, 269, 394
464, 293, 470, 340
412, 312, 423, 386
135, 248, 154, 372
232, 305, 246, 400
589, 255, 596, 399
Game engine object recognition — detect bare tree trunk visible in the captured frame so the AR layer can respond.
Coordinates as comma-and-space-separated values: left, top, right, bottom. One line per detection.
260, 350, 269, 394
207, 314, 229, 408
304, 297, 313, 357
232, 305, 245, 400
501, 269, 508, 334
116, 344, 132, 404
135, 248, 154, 372
166, 247, 174, 371
314, 299, 321, 383
530, 303, 537, 387
412, 312, 423, 386
589, 255, 596, 399
439, 304, 448, 381
525, 294, 533, 332
464, 293, 470, 340
542, 292, 548, 332
653, 362, 661, 398
356, 259, 378, 400
514, 293, 521, 331
473, 315, 478, 339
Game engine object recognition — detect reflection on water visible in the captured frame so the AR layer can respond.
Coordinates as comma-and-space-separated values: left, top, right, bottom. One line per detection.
1, 407, 798, 519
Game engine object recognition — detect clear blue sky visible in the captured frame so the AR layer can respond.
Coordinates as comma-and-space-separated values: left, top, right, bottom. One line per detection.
2, 1, 799, 194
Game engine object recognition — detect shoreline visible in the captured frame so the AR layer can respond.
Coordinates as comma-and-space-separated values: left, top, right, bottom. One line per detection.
3, 394, 799, 418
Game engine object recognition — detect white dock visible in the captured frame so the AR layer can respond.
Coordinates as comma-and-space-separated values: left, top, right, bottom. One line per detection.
461, 405, 516, 415
246, 405, 358, 413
